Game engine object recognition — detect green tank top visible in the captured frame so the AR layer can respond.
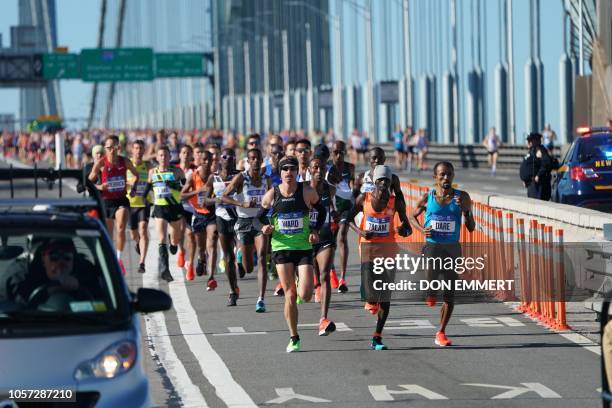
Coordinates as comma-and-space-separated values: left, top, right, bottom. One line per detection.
127, 161, 150, 207
152, 168, 182, 206
271, 183, 311, 251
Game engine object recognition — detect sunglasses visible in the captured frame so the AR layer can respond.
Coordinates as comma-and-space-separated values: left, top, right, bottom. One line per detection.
296, 148, 310, 154
271, 150, 284, 155
248, 141, 260, 145
281, 166, 297, 172
104, 146, 116, 150
47, 252, 74, 262
221, 154, 235, 160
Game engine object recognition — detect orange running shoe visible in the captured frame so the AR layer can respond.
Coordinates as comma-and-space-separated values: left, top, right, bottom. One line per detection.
185, 262, 195, 281
177, 250, 185, 268
206, 278, 217, 291
435, 331, 452, 347
318, 318, 336, 336
425, 295, 437, 307
364, 302, 380, 315
330, 268, 339, 289
314, 285, 321, 303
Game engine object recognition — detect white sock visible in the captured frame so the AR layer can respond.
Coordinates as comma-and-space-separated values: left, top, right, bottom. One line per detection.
257, 296, 264, 302
117, 249, 122, 259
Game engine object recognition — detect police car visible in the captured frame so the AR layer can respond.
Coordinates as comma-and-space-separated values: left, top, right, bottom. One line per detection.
0, 168, 171, 407
552, 126, 612, 212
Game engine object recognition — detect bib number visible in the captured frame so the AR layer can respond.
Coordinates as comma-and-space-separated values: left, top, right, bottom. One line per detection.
154, 184, 171, 198
107, 176, 125, 192
278, 212, 304, 234
365, 216, 390, 237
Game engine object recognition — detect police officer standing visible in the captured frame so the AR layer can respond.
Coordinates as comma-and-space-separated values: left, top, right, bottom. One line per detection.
520, 132, 554, 201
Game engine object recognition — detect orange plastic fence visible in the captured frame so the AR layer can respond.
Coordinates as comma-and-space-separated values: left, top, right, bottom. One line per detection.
399, 182, 569, 331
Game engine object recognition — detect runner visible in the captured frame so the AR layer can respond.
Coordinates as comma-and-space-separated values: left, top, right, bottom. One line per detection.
207, 143, 221, 173
88, 135, 140, 274
327, 140, 355, 293
237, 134, 262, 171
127, 140, 152, 274
284, 140, 296, 157
222, 148, 271, 312
408, 161, 475, 346
261, 156, 326, 352
295, 138, 312, 182
180, 148, 218, 289
264, 143, 285, 293
393, 125, 404, 170
414, 128, 428, 171
308, 156, 337, 336
177, 144, 197, 274
146, 145, 186, 282
482, 127, 501, 176
348, 165, 412, 350
355, 147, 407, 205
208, 148, 241, 305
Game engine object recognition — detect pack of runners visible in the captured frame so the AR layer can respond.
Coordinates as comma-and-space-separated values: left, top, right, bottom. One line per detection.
85, 130, 475, 353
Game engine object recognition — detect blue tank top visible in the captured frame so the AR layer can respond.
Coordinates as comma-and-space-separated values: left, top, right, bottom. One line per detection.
393, 131, 403, 148
423, 189, 462, 243
264, 163, 281, 187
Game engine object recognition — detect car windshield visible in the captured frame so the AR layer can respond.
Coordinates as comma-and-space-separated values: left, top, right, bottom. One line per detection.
577, 134, 612, 162
0, 227, 124, 324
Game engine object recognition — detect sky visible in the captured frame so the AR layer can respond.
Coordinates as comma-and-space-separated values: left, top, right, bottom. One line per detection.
0, 0, 579, 140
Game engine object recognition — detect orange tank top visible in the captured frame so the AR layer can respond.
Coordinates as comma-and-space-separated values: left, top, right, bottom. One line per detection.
189, 171, 210, 214
359, 193, 397, 244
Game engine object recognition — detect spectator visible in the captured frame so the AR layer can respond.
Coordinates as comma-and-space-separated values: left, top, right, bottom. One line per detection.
541, 123, 557, 154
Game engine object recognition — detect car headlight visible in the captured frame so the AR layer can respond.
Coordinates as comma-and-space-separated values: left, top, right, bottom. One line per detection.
74, 340, 137, 380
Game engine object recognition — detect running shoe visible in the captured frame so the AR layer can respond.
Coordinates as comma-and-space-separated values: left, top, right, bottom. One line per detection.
274, 283, 284, 296
118, 259, 126, 276
137, 263, 145, 274
135, 243, 140, 256
177, 250, 185, 268
236, 247, 242, 264
237, 262, 246, 278
330, 268, 339, 289
218, 259, 226, 273
371, 336, 387, 350
169, 244, 178, 255
235, 286, 240, 298
185, 262, 195, 281
286, 338, 301, 353
255, 300, 266, 313
314, 285, 321, 303
425, 295, 437, 307
196, 258, 205, 276
318, 319, 336, 336
434, 331, 452, 347
161, 270, 174, 282
364, 302, 380, 315
206, 278, 217, 291
296, 295, 304, 305
227, 292, 238, 306
338, 279, 348, 293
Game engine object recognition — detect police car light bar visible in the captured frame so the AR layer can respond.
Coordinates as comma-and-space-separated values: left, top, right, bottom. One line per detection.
576, 126, 611, 135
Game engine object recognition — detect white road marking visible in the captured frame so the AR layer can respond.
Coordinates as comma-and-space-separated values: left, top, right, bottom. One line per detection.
167, 245, 258, 407
298, 322, 352, 331
213, 326, 268, 336
384, 319, 435, 330
368, 385, 448, 401
142, 252, 209, 407
463, 383, 562, 399
266, 388, 331, 404
495, 317, 526, 327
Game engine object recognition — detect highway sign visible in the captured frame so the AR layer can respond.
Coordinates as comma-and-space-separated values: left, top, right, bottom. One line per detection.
156, 53, 205, 77
42, 53, 79, 79
81, 48, 154, 82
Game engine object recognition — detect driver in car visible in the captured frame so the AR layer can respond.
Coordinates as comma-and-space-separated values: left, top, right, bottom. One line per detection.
1, 238, 85, 306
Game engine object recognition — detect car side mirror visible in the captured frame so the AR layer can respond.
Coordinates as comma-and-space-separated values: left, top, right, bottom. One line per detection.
133, 288, 172, 313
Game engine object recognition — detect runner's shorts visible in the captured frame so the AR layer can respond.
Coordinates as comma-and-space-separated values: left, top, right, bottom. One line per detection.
104, 197, 130, 220
129, 206, 150, 229
216, 217, 236, 236
192, 212, 216, 233
272, 249, 313, 267
422, 242, 462, 303
182, 210, 194, 230
152, 204, 183, 223
313, 241, 334, 256
234, 217, 263, 245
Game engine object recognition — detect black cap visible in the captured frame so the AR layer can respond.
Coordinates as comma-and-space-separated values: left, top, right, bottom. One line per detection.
278, 156, 298, 169
313, 144, 330, 159
527, 132, 542, 142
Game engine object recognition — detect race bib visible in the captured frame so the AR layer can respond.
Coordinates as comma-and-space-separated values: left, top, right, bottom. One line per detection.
430, 215, 456, 234
107, 176, 125, 192
154, 184, 171, 198
197, 191, 206, 206
309, 209, 329, 227
361, 183, 375, 193
246, 188, 265, 206
278, 212, 304, 234
365, 215, 390, 237
134, 181, 147, 196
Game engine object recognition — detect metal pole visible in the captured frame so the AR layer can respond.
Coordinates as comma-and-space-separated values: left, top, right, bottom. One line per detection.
578, 0, 584, 75
262, 36, 271, 132
306, 23, 315, 135
333, 15, 344, 139
365, 0, 376, 141
213, 47, 221, 128
243, 41, 252, 132
507, 0, 516, 144
451, 0, 460, 144
227, 47, 235, 130
403, 0, 413, 126
282, 30, 291, 130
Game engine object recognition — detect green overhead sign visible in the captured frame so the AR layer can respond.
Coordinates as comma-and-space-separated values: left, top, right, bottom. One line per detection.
156, 53, 205, 78
42, 53, 79, 79
80, 48, 154, 82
